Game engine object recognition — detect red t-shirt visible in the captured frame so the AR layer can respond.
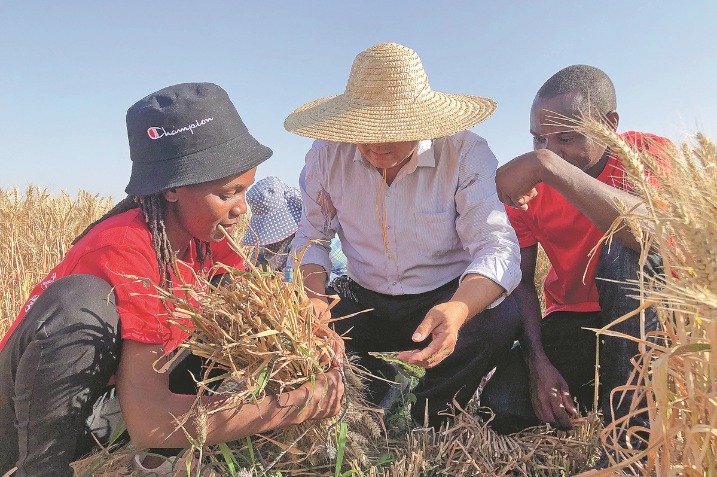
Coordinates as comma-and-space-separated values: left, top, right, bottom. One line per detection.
506, 131, 672, 316
0, 209, 243, 353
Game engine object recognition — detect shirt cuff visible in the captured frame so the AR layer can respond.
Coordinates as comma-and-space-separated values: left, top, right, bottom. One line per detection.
461, 256, 522, 309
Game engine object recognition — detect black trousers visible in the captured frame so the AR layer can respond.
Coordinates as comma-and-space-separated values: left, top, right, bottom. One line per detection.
329, 277, 522, 429
481, 241, 662, 435
0, 275, 122, 477
0, 275, 213, 477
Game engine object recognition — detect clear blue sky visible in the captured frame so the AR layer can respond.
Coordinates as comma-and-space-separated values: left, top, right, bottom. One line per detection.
1, 1, 715, 200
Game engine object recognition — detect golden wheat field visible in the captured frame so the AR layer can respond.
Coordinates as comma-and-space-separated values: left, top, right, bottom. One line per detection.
0, 130, 715, 476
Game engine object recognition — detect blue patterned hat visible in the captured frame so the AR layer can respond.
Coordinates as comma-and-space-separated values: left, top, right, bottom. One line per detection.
242, 176, 302, 246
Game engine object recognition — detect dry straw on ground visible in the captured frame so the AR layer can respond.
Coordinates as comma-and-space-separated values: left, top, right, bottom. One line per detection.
362, 405, 603, 477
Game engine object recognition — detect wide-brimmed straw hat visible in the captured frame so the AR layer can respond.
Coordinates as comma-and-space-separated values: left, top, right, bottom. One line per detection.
284, 42, 497, 144
242, 176, 303, 246
125, 82, 272, 196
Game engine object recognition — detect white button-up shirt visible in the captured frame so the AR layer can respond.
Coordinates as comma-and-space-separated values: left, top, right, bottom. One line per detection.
291, 131, 521, 306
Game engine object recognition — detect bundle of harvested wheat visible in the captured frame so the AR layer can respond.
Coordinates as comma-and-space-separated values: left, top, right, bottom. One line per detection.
148, 228, 385, 474
551, 118, 717, 476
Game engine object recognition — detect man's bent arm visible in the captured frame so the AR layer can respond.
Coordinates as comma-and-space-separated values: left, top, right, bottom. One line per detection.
540, 152, 645, 251
497, 150, 647, 252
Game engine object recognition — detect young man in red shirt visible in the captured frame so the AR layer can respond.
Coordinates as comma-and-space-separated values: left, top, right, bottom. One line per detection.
484, 66, 669, 445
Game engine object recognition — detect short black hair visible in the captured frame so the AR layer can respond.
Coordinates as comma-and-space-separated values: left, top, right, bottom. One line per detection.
537, 65, 617, 117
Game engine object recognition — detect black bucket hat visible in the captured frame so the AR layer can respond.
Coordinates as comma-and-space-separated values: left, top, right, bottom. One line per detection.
125, 82, 272, 196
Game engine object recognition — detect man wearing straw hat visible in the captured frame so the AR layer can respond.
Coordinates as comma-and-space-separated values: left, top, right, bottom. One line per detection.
284, 42, 523, 428
485, 65, 671, 445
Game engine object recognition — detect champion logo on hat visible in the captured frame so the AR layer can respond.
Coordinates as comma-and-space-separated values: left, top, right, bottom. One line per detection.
125, 82, 273, 196
147, 117, 215, 140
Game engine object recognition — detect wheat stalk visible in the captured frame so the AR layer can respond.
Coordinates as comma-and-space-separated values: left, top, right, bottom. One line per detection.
552, 119, 717, 476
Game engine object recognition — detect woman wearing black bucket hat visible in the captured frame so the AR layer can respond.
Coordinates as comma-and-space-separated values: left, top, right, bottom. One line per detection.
0, 83, 344, 477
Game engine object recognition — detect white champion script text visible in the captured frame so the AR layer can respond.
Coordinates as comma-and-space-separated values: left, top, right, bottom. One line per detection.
147, 117, 214, 140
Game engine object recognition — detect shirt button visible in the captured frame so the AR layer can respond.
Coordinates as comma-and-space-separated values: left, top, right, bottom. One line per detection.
392, 281, 397, 286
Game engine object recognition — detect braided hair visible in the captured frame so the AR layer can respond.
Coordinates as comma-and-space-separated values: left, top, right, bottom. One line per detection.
73, 194, 211, 289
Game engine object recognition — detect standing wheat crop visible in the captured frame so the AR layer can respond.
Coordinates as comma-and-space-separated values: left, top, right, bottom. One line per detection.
559, 118, 717, 476
0, 186, 113, 338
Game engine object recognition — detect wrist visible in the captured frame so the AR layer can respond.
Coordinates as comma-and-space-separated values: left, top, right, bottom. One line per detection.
282, 388, 310, 423
524, 346, 551, 370
437, 301, 470, 328
534, 149, 563, 186
307, 291, 328, 303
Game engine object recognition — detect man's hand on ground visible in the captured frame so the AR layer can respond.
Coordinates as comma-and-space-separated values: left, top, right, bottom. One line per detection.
528, 358, 577, 430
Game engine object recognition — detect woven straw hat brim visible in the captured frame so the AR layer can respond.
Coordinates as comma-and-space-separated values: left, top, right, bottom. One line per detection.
284, 91, 497, 144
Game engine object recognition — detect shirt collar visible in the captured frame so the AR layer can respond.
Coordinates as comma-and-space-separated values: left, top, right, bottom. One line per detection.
352, 140, 436, 169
